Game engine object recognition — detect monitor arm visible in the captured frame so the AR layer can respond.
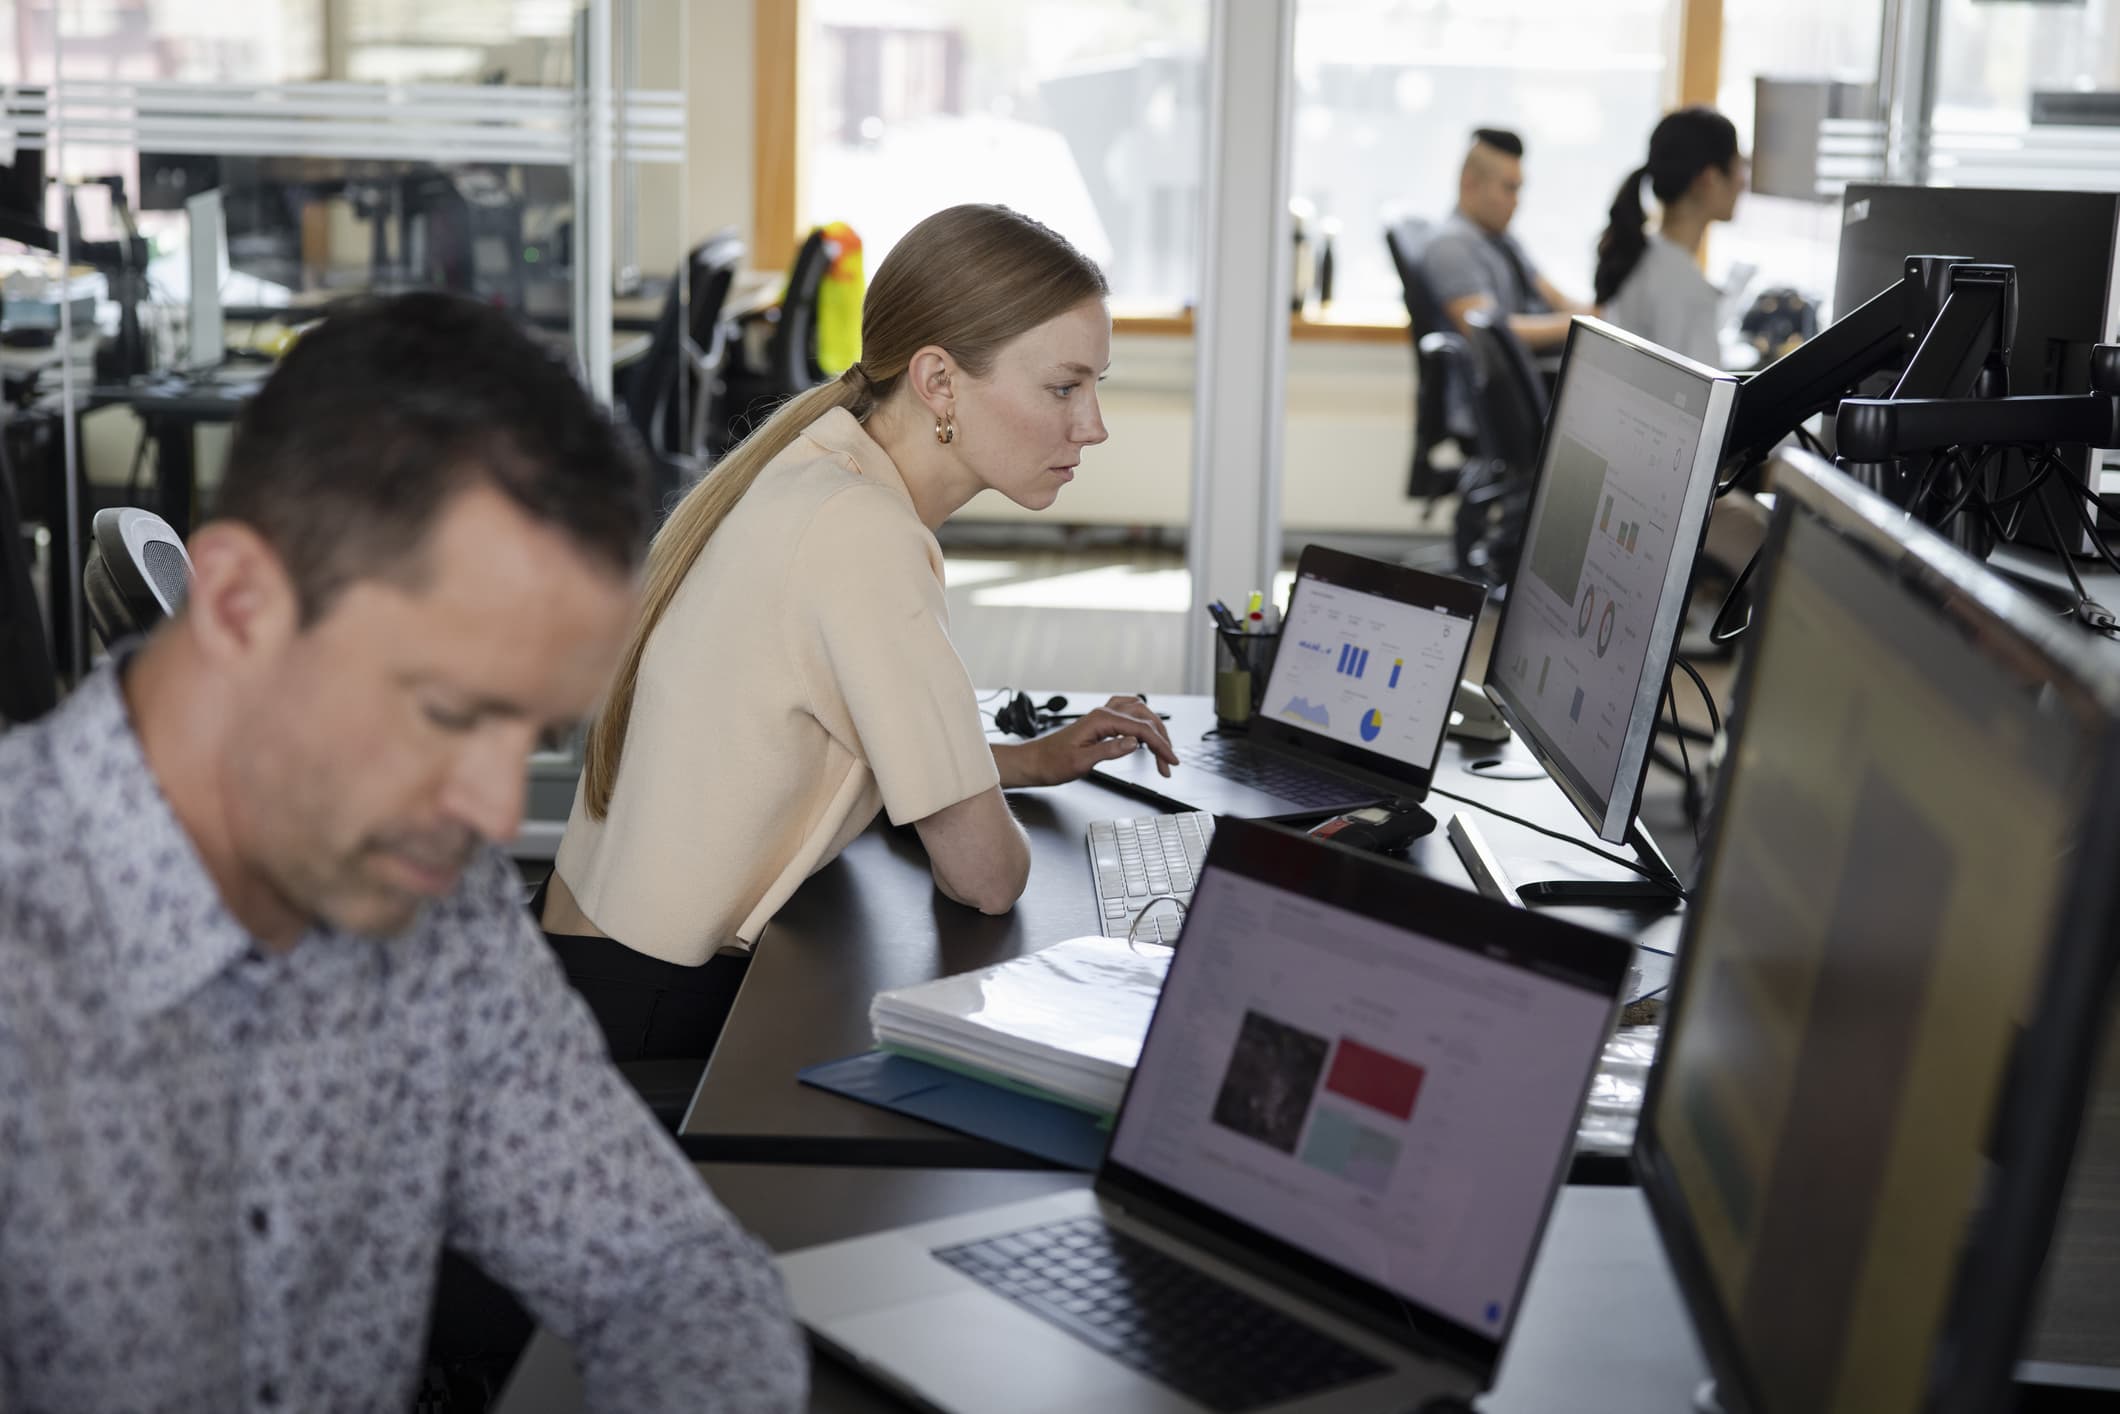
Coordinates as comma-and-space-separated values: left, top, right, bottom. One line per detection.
1832, 344, 2120, 569
1724, 256, 2019, 471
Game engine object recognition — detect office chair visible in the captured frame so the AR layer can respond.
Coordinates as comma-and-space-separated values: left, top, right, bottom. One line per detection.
1385, 216, 1474, 500
1418, 322, 1539, 590
1462, 306, 1550, 437
710, 226, 834, 455
0, 447, 56, 725
618, 231, 747, 521
81, 506, 190, 648
681, 231, 746, 462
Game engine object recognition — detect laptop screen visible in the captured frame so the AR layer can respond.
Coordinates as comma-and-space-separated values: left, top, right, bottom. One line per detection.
1106, 856, 1616, 1344
1263, 576, 1470, 765
1246, 549, 1485, 790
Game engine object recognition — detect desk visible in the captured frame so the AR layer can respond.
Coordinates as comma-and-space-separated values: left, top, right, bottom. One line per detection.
679, 695, 1680, 1169
493, 1171, 1709, 1413
88, 373, 266, 540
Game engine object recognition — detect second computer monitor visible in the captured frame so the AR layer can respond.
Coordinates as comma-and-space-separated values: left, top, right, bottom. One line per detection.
1483, 317, 1738, 845
1634, 450, 2120, 1414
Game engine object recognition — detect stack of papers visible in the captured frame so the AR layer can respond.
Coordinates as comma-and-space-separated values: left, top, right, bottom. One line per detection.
870, 935, 1173, 1115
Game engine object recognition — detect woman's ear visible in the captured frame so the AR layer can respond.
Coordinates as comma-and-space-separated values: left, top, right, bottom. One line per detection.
904, 346, 958, 418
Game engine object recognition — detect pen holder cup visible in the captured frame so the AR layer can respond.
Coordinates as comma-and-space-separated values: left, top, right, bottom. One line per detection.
1214, 628, 1280, 728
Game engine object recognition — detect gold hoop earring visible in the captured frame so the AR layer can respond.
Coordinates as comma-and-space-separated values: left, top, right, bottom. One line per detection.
934, 412, 956, 446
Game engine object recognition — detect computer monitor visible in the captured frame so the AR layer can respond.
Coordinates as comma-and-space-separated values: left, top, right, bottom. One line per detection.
1834, 184, 2120, 553
1634, 449, 2120, 1414
184, 188, 226, 372
1834, 184, 2120, 401
1478, 317, 1739, 899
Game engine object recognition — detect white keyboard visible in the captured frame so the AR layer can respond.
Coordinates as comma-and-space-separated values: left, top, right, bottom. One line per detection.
1087, 812, 1216, 946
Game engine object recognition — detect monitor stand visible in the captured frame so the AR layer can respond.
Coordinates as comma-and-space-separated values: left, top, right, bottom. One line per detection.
1448, 813, 1685, 911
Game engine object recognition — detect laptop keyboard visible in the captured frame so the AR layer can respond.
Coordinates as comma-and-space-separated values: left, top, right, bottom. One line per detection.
1186, 737, 1383, 811
1088, 812, 1214, 945
933, 1215, 1389, 1412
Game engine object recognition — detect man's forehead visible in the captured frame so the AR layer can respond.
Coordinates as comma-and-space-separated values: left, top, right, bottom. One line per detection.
310, 487, 635, 688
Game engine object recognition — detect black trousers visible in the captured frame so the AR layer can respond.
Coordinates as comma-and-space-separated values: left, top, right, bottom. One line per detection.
529, 879, 750, 1063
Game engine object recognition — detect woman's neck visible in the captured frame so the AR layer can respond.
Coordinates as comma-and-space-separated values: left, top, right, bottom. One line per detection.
862, 394, 985, 532
1657, 200, 1711, 259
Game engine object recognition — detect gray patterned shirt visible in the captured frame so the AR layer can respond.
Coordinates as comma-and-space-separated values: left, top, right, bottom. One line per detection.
0, 663, 808, 1412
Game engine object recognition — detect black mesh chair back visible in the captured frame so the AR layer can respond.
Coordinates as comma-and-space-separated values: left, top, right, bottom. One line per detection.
1386, 216, 1474, 498
0, 450, 56, 725
711, 227, 836, 455
619, 231, 750, 523
1461, 308, 1549, 471
1421, 324, 1537, 589
681, 231, 747, 460
762, 226, 832, 396
82, 506, 191, 649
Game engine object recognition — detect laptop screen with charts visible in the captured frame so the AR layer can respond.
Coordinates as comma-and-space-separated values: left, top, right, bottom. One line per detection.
1093, 546, 1485, 817
1256, 549, 1478, 770
778, 821, 1634, 1413
1483, 318, 1737, 843
1102, 819, 1631, 1368
1634, 452, 2120, 1414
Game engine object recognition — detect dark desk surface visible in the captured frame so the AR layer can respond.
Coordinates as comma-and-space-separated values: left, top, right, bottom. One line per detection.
680, 696, 1681, 1166
494, 1170, 1709, 1414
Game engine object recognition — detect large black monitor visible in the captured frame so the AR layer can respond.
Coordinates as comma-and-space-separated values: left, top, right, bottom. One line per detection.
1834, 183, 2120, 402
1478, 317, 1738, 901
1835, 184, 2120, 554
1634, 449, 2120, 1414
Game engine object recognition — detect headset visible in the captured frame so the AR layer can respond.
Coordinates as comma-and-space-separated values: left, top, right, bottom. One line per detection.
992, 692, 1072, 739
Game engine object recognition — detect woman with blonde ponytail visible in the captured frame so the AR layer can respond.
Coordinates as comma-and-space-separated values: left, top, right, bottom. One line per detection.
537, 205, 1178, 1059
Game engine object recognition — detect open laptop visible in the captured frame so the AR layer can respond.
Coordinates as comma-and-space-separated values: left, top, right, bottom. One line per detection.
780, 818, 1633, 1413
1095, 546, 1487, 818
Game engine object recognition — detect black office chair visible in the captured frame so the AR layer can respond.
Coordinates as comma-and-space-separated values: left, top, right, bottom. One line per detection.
711, 226, 834, 454
1386, 216, 1475, 500
1424, 312, 1550, 589
618, 231, 748, 521
81, 506, 190, 649
0, 446, 56, 725
680, 231, 746, 462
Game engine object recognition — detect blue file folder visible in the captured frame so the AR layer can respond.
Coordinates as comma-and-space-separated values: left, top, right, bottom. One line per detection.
797, 1050, 1112, 1171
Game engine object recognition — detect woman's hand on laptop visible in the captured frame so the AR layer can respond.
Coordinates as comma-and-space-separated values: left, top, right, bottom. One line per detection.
996, 696, 1179, 786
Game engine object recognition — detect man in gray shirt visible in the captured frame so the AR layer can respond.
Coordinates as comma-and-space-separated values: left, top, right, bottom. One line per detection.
1422, 127, 1595, 352
0, 294, 806, 1411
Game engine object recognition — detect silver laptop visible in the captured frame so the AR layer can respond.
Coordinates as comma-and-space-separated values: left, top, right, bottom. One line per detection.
1094, 545, 1486, 819
780, 818, 1632, 1413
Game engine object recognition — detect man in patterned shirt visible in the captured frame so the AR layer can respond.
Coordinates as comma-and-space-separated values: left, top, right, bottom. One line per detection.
0, 294, 806, 1411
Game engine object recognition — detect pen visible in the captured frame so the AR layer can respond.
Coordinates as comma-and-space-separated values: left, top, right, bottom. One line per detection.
1245, 590, 1264, 619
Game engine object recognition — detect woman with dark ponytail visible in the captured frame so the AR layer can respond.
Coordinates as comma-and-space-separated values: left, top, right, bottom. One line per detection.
1594, 106, 1744, 367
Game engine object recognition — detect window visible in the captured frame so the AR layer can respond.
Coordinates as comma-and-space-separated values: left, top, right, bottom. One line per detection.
1291, 0, 1677, 314
800, 0, 1209, 309
1932, 0, 2120, 135
1712, 0, 1887, 317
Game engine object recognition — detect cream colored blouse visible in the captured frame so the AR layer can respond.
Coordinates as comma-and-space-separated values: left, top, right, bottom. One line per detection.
551, 408, 1000, 965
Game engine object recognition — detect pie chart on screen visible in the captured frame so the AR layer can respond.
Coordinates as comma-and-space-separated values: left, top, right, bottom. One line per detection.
1359, 709, 1384, 742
